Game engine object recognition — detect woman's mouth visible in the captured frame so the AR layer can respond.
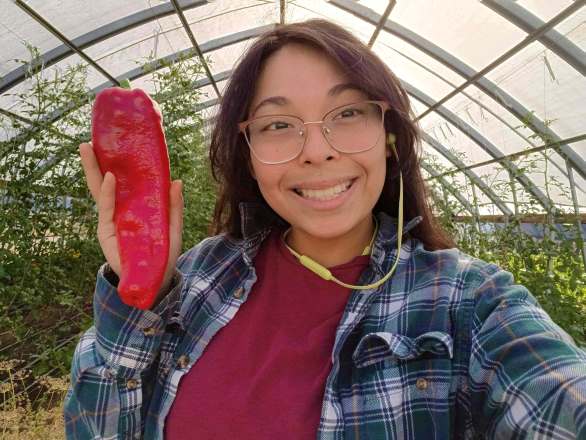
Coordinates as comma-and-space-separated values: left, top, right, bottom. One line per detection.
292, 179, 356, 201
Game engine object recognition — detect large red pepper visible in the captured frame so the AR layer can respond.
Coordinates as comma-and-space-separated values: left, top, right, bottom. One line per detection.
92, 87, 171, 310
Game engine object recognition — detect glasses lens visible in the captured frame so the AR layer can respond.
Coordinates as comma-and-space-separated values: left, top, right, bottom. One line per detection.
245, 115, 303, 163
324, 102, 384, 153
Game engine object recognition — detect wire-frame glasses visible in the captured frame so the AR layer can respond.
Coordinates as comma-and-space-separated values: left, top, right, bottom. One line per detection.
238, 100, 389, 164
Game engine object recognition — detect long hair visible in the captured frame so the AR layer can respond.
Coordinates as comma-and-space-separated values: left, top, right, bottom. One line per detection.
208, 19, 454, 250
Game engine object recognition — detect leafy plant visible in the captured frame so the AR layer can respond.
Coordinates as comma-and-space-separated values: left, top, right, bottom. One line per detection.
425, 123, 586, 347
0, 46, 214, 379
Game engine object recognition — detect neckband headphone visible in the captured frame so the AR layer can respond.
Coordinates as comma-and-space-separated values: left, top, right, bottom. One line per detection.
281, 133, 404, 290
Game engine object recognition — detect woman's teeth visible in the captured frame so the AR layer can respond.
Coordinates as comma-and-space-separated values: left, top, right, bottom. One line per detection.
294, 180, 353, 201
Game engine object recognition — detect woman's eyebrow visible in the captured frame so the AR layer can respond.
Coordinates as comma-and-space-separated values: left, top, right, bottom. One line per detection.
251, 83, 362, 116
328, 82, 363, 97
251, 96, 287, 116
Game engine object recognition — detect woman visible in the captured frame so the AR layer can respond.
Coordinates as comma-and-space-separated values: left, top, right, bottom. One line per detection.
65, 19, 586, 439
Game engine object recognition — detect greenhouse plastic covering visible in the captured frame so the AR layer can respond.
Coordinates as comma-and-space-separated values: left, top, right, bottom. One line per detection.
1, 0, 585, 218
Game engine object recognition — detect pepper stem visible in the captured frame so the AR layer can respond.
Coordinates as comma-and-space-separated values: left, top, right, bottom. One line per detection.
119, 79, 132, 89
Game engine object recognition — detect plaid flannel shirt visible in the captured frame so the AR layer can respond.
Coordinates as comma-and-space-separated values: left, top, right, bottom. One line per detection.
64, 203, 586, 439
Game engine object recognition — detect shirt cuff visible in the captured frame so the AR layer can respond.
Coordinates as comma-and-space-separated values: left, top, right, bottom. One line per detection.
93, 263, 183, 377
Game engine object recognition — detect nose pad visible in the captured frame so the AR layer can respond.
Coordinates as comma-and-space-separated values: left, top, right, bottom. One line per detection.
298, 123, 338, 163
322, 124, 336, 148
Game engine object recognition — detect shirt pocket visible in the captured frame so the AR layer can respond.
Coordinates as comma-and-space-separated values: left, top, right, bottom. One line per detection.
352, 331, 453, 368
351, 331, 454, 407
340, 331, 455, 438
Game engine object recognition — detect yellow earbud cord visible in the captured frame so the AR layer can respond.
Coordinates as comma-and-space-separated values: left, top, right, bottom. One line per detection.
281, 133, 404, 291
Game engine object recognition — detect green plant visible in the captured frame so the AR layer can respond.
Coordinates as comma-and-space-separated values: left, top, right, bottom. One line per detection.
425, 121, 585, 347
0, 46, 214, 378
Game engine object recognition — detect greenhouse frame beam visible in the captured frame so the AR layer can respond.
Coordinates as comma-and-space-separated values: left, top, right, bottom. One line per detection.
566, 161, 586, 268
0, 28, 269, 176
432, 133, 586, 180
12, 0, 120, 87
416, 1, 584, 119
452, 213, 586, 224
89, 25, 273, 94
0, 0, 209, 95
0, 108, 33, 125
420, 132, 513, 215
368, 0, 395, 48
481, 0, 586, 76
330, 0, 586, 180
372, 33, 574, 185
170, 0, 221, 99
421, 164, 476, 216
160, 70, 230, 104
404, 82, 553, 212
0, 107, 76, 144
10, 26, 270, 143
280, 0, 286, 25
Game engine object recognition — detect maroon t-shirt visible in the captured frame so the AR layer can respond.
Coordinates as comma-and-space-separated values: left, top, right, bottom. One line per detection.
164, 229, 370, 439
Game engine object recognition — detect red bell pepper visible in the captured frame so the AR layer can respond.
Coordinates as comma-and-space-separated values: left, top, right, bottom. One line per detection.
92, 87, 171, 310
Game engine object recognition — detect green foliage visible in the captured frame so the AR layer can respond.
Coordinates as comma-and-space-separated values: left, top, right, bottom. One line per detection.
425, 126, 586, 347
0, 47, 215, 377
145, 53, 217, 245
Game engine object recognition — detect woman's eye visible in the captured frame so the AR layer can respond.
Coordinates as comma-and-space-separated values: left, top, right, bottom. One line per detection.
335, 108, 362, 119
263, 121, 290, 131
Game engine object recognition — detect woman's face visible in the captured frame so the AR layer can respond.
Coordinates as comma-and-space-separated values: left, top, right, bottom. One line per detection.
248, 43, 388, 247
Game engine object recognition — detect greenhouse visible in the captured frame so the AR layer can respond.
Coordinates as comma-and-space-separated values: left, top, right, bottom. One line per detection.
0, 0, 585, 438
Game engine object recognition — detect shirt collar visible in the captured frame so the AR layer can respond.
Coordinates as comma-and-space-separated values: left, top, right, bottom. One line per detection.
238, 201, 422, 268
370, 212, 423, 272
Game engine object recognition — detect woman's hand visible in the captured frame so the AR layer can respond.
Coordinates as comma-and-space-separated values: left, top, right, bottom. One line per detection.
79, 142, 184, 304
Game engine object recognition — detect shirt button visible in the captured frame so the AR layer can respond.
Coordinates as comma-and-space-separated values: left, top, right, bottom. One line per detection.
142, 327, 156, 336
416, 377, 428, 391
126, 378, 139, 390
177, 354, 190, 369
233, 287, 244, 299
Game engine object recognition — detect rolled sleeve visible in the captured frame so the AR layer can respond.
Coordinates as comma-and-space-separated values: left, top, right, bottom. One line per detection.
469, 266, 586, 438
93, 263, 183, 378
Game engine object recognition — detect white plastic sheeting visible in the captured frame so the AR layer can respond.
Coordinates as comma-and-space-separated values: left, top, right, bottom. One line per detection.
0, 0, 584, 215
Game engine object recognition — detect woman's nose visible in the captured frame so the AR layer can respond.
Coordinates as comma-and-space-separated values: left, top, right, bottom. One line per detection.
296, 122, 340, 164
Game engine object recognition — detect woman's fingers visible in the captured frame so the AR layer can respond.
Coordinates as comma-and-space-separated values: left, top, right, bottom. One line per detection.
169, 180, 184, 242
98, 172, 116, 218
79, 142, 103, 203
168, 179, 184, 263
159, 179, 184, 288
96, 171, 121, 275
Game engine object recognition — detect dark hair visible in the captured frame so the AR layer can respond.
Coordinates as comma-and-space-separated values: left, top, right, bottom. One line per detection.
209, 19, 454, 250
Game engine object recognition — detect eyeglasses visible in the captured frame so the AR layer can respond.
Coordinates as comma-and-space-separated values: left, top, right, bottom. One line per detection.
238, 100, 389, 164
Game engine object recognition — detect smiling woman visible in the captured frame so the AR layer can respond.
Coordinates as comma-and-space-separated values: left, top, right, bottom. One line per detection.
243, 44, 389, 268
64, 19, 586, 440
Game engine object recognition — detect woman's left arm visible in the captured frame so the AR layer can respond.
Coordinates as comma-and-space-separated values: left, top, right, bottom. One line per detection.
468, 266, 586, 438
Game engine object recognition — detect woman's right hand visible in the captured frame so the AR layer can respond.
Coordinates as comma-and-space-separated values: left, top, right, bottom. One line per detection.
79, 142, 184, 304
